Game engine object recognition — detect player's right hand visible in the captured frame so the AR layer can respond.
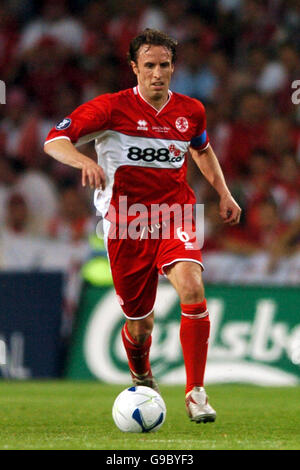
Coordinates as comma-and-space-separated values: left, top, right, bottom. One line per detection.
81, 158, 106, 190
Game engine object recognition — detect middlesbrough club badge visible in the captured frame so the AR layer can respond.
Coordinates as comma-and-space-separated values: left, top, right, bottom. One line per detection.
175, 116, 189, 132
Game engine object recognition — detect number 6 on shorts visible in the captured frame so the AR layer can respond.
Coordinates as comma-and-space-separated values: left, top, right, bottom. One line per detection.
177, 227, 190, 242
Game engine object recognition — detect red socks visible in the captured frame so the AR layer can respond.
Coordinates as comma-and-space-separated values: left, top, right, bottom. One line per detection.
121, 300, 210, 394
121, 323, 152, 377
180, 300, 210, 395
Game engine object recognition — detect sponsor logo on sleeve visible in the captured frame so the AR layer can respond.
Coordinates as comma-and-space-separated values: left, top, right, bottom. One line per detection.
55, 118, 72, 130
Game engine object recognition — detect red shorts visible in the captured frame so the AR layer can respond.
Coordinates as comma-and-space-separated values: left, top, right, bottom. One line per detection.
105, 218, 203, 319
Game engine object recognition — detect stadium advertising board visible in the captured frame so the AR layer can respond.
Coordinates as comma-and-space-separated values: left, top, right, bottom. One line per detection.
0, 273, 63, 378
66, 283, 300, 386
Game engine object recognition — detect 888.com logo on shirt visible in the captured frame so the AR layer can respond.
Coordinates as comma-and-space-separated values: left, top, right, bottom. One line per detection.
126, 144, 185, 164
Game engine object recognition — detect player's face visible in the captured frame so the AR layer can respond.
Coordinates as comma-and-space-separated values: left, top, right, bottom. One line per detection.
131, 45, 174, 107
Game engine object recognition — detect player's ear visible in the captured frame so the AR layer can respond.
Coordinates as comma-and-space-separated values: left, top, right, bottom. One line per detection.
131, 61, 138, 77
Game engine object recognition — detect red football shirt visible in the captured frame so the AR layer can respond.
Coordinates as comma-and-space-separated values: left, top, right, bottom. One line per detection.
45, 86, 209, 222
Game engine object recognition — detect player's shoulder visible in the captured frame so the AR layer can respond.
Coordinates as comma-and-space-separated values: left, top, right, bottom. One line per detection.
86, 88, 132, 103
171, 91, 206, 115
82, 89, 134, 117
93, 88, 134, 105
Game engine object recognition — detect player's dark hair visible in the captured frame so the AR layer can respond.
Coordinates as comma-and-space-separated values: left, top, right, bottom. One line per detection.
128, 28, 178, 64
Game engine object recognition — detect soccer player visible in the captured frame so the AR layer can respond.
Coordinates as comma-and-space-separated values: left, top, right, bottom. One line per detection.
44, 29, 241, 423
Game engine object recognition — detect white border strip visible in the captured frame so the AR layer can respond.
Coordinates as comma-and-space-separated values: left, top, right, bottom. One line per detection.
181, 309, 209, 319
191, 142, 210, 152
161, 258, 204, 276
137, 85, 172, 116
44, 136, 71, 145
122, 306, 154, 321
122, 324, 136, 345
199, 142, 210, 152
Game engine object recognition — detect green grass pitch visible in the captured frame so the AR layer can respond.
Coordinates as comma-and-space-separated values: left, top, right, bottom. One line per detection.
0, 381, 299, 450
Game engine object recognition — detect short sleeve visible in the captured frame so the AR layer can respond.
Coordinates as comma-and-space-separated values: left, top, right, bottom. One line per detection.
45, 94, 111, 146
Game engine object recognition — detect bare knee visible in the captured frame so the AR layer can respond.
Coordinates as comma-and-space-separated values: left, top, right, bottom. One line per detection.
174, 268, 205, 304
166, 262, 205, 305
179, 278, 205, 304
126, 313, 154, 344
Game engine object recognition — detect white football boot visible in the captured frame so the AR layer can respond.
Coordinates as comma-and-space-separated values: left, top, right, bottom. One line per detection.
185, 386, 217, 423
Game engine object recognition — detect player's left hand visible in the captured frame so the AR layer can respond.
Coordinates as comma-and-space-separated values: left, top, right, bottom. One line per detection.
219, 193, 242, 225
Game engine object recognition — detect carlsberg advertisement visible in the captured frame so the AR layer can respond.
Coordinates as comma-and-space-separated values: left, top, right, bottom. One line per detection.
66, 282, 300, 386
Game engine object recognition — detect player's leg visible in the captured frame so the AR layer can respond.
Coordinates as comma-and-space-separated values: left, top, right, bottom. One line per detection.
126, 311, 154, 344
165, 261, 216, 422
106, 228, 159, 390
122, 312, 153, 377
121, 312, 159, 392
166, 261, 209, 392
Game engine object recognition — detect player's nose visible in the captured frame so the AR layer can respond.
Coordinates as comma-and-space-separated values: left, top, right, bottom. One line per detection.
153, 65, 162, 78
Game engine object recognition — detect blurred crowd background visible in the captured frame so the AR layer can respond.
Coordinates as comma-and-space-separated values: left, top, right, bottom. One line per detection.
0, 0, 300, 280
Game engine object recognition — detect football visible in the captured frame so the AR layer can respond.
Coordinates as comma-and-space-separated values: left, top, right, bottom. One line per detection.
112, 385, 166, 433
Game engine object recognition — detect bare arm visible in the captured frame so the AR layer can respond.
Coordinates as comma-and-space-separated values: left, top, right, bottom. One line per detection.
190, 144, 241, 225
44, 139, 106, 189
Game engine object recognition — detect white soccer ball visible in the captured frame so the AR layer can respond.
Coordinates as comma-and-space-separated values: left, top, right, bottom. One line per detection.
112, 385, 166, 433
